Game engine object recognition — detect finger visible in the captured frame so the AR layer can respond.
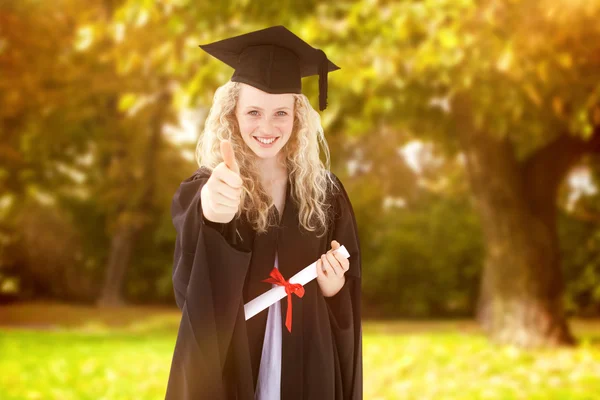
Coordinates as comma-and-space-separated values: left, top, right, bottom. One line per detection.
213, 191, 240, 208
332, 252, 350, 272
220, 140, 240, 175
214, 163, 243, 189
206, 189, 238, 213
210, 199, 238, 215
316, 259, 326, 278
321, 254, 336, 277
330, 240, 340, 251
325, 252, 343, 276
215, 181, 242, 201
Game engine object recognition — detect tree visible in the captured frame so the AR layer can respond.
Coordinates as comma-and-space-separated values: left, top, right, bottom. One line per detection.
312, 0, 600, 347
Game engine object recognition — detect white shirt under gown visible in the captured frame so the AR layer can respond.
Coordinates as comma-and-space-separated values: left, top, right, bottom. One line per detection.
254, 251, 282, 400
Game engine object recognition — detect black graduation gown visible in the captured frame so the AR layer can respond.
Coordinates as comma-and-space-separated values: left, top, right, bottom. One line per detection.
165, 166, 362, 400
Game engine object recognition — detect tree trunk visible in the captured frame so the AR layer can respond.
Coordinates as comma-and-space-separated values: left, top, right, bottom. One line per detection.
453, 94, 584, 348
96, 88, 170, 307
97, 224, 134, 306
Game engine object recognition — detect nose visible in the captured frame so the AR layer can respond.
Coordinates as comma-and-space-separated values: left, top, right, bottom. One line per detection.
257, 117, 276, 135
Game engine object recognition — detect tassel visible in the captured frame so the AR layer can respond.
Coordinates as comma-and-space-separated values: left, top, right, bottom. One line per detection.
316, 49, 328, 111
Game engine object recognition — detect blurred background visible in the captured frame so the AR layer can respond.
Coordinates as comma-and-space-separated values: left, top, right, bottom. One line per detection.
2, 0, 600, 399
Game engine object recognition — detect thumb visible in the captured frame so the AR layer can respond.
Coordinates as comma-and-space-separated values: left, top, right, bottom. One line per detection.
220, 140, 240, 175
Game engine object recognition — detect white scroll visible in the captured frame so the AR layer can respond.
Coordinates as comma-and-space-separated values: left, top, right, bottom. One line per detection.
244, 245, 351, 320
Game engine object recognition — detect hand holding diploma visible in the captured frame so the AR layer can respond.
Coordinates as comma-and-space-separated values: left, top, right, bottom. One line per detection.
316, 240, 351, 297
201, 140, 244, 224
244, 243, 351, 332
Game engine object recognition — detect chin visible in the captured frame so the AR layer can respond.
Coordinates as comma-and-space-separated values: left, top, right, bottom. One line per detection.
252, 148, 282, 159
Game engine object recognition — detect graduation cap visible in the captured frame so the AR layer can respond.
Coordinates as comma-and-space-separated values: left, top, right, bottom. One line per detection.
199, 25, 340, 111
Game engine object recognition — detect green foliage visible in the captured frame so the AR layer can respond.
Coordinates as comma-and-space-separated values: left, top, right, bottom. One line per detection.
312, 0, 600, 158
560, 214, 600, 316
361, 186, 484, 317
558, 157, 600, 316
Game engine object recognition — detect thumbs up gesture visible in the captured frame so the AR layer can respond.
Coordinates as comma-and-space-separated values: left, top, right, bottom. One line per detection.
201, 140, 244, 224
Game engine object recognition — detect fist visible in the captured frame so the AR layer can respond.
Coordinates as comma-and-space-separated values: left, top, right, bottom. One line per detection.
201, 140, 243, 224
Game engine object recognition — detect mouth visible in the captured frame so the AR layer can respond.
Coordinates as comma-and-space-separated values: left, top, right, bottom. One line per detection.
252, 136, 280, 147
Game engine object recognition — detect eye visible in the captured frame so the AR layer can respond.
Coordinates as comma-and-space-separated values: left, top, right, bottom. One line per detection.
248, 110, 259, 116
276, 111, 288, 116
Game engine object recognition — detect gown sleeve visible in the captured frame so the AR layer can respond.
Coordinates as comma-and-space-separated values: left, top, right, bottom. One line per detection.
324, 172, 363, 400
165, 167, 253, 400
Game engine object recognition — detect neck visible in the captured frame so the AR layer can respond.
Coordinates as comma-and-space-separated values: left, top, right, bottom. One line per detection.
256, 153, 288, 186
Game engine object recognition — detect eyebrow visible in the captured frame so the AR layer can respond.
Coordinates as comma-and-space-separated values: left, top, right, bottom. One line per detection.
245, 106, 292, 111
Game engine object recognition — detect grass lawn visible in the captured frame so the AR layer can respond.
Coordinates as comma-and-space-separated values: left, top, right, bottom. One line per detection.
1, 302, 600, 399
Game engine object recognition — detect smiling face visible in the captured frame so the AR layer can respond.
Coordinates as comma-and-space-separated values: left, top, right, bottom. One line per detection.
235, 83, 295, 160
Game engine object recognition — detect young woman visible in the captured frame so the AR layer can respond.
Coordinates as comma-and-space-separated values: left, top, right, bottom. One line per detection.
165, 26, 362, 400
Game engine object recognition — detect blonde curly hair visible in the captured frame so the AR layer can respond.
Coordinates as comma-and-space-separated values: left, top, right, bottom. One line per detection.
195, 80, 337, 236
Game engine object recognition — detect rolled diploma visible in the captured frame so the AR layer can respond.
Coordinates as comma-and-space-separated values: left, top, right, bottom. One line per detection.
244, 245, 350, 321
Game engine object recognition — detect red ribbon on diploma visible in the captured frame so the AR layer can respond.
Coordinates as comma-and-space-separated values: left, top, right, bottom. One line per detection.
262, 267, 305, 333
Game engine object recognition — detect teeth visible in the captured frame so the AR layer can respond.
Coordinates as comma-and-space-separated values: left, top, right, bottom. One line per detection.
255, 136, 276, 144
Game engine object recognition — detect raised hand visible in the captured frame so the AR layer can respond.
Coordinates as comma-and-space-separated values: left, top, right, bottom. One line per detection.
200, 140, 244, 224
316, 240, 350, 297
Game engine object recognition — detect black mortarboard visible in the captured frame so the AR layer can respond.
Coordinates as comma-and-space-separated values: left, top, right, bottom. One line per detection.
199, 25, 340, 111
